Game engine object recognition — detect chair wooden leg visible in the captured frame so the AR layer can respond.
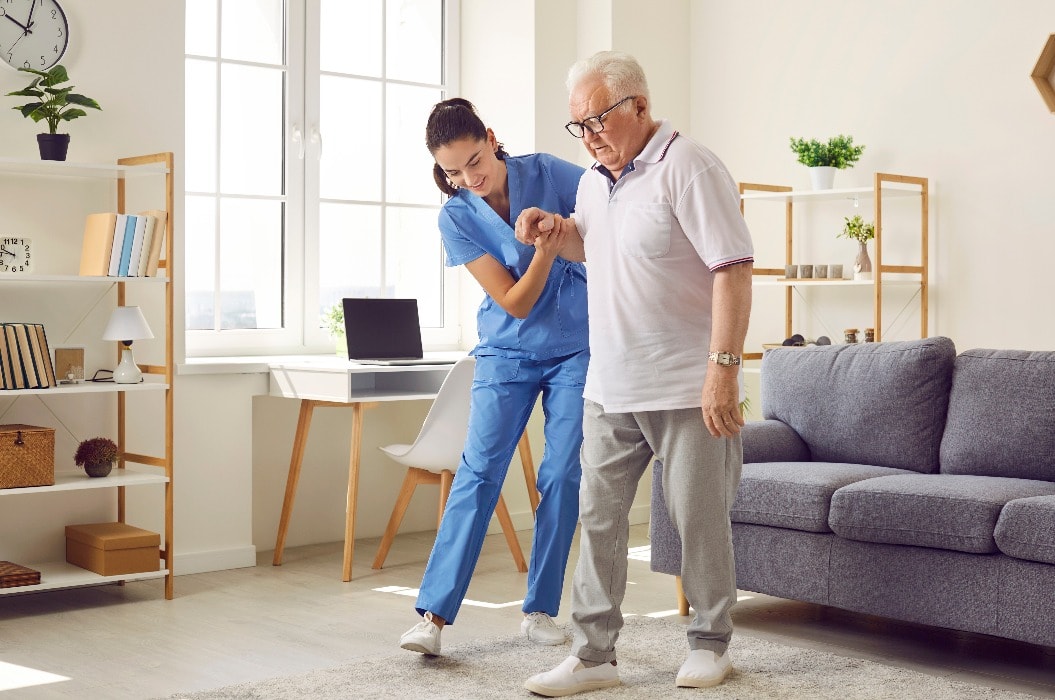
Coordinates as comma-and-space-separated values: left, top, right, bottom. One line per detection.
494, 493, 528, 573
372, 468, 426, 570
518, 431, 540, 514
675, 575, 690, 616
437, 469, 454, 529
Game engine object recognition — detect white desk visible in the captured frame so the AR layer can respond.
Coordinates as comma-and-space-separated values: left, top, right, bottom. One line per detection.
267, 353, 538, 581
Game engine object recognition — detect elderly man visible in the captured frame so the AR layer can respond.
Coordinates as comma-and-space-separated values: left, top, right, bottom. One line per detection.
515, 51, 753, 696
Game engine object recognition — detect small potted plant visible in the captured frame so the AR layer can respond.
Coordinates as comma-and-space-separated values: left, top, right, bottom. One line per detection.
788, 134, 865, 190
839, 214, 876, 280
74, 437, 119, 478
322, 302, 346, 356
5, 65, 102, 161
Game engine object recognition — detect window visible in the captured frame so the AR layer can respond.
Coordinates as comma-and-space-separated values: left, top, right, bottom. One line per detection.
185, 0, 458, 355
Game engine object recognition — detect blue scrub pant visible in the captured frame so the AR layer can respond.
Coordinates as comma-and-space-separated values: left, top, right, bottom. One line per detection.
415, 348, 588, 624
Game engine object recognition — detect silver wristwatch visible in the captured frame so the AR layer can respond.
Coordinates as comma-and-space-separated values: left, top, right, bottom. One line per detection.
708, 351, 741, 366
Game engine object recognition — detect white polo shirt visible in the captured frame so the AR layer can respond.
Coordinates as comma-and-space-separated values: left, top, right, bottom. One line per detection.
573, 120, 753, 412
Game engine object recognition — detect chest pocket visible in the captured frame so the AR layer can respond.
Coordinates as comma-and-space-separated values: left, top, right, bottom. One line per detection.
617, 202, 671, 258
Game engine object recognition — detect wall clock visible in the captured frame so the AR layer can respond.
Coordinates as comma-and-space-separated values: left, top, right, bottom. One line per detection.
0, 0, 70, 72
0, 237, 33, 273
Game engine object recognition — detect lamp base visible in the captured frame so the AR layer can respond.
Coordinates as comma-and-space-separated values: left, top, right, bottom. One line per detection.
113, 347, 142, 384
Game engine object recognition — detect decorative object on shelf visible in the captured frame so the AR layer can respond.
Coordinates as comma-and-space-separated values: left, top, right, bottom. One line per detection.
0, 0, 69, 72
5, 65, 101, 161
839, 214, 875, 280
784, 264, 798, 279
788, 134, 865, 190
0, 560, 41, 588
0, 424, 55, 488
864, 328, 876, 343
101, 306, 154, 384
844, 328, 859, 344
65, 522, 161, 576
814, 264, 828, 279
74, 437, 118, 478
0, 322, 56, 389
0, 236, 32, 273
829, 263, 843, 279
323, 301, 346, 356
54, 347, 85, 383
1031, 34, 1055, 113
799, 264, 813, 279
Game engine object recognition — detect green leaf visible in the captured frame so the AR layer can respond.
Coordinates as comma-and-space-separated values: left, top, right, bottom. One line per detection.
66, 93, 102, 110
60, 108, 88, 121
19, 103, 44, 118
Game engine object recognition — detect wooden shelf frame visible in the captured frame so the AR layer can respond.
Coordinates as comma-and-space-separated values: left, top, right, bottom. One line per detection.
740, 173, 929, 361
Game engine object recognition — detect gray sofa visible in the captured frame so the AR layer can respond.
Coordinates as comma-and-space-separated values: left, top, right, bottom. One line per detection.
650, 336, 1055, 648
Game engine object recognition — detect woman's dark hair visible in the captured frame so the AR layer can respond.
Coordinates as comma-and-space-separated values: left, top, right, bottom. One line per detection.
426, 98, 508, 196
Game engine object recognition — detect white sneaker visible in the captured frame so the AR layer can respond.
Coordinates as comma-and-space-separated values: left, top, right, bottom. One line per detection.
675, 648, 732, 688
399, 611, 441, 656
524, 655, 620, 697
521, 612, 566, 646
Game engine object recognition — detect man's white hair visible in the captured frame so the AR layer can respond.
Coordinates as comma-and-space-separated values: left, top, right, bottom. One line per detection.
566, 50, 650, 103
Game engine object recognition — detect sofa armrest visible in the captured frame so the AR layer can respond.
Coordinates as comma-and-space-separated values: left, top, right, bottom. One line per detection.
743, 419, 811, 464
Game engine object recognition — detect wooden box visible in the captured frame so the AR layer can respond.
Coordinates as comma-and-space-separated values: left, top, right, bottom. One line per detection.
0, 424, 55, 489
65, 522, 160, 576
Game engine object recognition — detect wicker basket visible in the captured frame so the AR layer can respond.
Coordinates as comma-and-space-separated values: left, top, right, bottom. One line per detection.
0, 424, 55, 489
0, 561, 41, 588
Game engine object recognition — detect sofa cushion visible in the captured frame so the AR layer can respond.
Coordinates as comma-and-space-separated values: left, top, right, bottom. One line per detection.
940, 349, 1055, 481
732, 462, 915, 533
829, 474, 1055, 553
742, 419, 811, 463
994, 495, 1055, 565
760, 337, 955, 473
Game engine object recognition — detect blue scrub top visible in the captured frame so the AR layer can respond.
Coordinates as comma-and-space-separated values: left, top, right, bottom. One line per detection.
439, 153, 588, 361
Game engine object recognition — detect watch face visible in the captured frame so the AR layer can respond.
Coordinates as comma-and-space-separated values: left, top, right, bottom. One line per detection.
0, 0, 69, 71
0, 237, 33, 273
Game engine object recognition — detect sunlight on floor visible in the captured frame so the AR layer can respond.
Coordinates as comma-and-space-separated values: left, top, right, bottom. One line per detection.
0, 661, 69, 692
373, 585, 524, 609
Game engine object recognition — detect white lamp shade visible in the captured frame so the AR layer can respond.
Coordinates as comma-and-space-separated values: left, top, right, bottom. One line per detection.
102, 306, 155, 342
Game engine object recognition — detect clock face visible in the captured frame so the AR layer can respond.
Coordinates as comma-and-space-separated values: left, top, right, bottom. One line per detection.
0, 0, 69, 72
0, 237, 33, 273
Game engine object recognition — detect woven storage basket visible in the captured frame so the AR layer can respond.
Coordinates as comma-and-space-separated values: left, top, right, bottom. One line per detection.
0, 561, 41, 588
0, 424, 55, 489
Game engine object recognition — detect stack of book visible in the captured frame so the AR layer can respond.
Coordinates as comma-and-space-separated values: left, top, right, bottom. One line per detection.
79, 210, 168, 277
0, 323, 56, 390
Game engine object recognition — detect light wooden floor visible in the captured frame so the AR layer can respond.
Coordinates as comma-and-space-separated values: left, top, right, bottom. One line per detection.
2, 524, 1054, 699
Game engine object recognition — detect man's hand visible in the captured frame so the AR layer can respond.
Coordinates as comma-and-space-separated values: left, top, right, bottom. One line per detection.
515, 207, 560, 246
702, 369, 744, 438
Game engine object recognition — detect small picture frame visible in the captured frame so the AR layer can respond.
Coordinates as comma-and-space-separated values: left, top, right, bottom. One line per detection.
54, 347, 86, 384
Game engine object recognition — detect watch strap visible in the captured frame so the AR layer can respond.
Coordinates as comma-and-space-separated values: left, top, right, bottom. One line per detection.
708, 351, 741, 366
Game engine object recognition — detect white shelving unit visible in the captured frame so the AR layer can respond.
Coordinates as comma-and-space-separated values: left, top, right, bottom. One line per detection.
740, 172, 929, 360
0, 153, 175, 600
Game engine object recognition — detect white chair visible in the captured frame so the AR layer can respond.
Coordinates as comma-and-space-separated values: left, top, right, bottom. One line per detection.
371, 356, 529, 572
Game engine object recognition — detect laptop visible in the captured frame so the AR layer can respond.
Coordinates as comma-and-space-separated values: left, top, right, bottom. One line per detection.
341, 298, 452, 365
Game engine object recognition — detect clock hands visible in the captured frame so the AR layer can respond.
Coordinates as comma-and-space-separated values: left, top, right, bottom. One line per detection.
0, 246, 15, 258
3, 14, 30, 34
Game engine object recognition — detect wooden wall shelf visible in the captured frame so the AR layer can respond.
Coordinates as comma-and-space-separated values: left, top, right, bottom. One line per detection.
1032, 34, 1055, 113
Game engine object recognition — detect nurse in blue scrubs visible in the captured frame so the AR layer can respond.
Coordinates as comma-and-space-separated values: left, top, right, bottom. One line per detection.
399, 98, 588, 655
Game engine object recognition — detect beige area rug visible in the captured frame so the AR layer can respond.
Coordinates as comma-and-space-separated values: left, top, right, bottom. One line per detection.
167, 615, 1040, 699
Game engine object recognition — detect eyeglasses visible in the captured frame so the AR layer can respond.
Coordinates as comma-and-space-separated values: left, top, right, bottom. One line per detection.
564, 96, 636, 138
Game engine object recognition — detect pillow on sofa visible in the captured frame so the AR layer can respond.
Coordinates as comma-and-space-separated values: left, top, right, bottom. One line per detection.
760, 337, 956, 472
940, 349, 1055, 480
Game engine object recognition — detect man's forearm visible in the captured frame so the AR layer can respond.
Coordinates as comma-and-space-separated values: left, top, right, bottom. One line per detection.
557, 216, 586, 262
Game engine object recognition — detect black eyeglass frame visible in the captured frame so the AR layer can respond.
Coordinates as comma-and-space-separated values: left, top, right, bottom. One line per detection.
564, 96, 637, 138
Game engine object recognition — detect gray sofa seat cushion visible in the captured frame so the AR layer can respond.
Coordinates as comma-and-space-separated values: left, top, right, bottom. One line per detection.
994, 495, 1055, 565
742, 420, 811, 463
829, 474, 1055, 553
732, 462, 916, 533
761, 337, 956, 473
940, 348, 1055, 481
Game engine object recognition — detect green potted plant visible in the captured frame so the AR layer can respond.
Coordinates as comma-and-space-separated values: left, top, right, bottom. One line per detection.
6, 65, 102, 161
839, 214, 875, 280
322, 302, 346, 356
74, 437, 119, 478
788, 134, 865, 190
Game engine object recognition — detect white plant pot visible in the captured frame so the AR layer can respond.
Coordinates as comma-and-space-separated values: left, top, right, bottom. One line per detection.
808, 166, 837, 190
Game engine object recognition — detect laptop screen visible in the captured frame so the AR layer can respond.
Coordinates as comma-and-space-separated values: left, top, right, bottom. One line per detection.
342, 298, 424, 361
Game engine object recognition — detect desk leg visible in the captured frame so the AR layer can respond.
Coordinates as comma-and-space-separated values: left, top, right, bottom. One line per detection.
342, 402, 365, 582
273, 399, 316, 566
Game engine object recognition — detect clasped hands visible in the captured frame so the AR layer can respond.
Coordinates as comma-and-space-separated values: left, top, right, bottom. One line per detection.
514, 207, 564, 251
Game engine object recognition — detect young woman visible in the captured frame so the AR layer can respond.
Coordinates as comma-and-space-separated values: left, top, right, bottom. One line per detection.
399, 98, 588, 655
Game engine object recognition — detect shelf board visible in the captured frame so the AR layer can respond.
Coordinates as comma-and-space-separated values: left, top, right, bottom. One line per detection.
0, 382, 169, 396
0, 157, 168, 179
741, 182, 922, 203
0, 274, 167, 284
0, 468, 168, 496
752, 277, 920, 287
0, 561, 167, 596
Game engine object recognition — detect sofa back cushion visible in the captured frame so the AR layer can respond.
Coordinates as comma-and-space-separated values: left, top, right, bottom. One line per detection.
761, 337, 956, 473
940, 349, 1055, 480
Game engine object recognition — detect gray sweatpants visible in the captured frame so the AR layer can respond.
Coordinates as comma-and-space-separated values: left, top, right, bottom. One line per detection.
570, 399, 742, 663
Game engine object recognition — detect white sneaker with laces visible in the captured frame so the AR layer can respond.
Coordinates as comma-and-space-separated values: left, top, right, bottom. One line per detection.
521, 612, 566, 646
524, 655, 620, 697
675, 648, 732, 688
399, 611, 442, 656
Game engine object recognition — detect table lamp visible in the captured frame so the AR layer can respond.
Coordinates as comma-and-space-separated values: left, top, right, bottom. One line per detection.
102, 306, 154, 384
